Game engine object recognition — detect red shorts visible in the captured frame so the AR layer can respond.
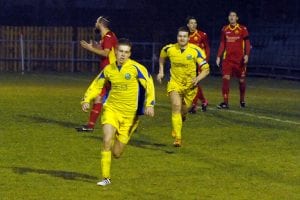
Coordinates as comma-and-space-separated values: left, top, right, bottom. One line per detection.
222, 60, 246, 78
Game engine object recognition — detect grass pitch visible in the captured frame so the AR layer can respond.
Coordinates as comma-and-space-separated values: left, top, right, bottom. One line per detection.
0, 73, 299, 200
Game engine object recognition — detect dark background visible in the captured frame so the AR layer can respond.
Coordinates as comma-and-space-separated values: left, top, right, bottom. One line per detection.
1, 0, 299, 42
0, 0, 299, 78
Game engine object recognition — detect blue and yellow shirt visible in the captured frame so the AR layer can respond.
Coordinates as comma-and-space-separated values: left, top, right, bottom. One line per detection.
82, 59, 155, 116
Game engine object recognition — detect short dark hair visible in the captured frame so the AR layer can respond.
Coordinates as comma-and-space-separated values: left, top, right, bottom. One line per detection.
228, 10, 238, 16
97, 16, 110, 28
117, 38, 132, 49
177, 26, 190, 35
186, 16, 197, 24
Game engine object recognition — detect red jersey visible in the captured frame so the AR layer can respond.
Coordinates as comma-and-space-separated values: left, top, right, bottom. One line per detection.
189, 30, 210, 61
99, 31, 118, 69
217, 24, 250, 64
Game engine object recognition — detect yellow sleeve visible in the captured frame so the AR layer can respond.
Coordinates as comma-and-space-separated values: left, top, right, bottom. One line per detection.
81, 71, 107, 104
159, 44, 172, 58
194, 47, 210, 71
135, 64, 155, 107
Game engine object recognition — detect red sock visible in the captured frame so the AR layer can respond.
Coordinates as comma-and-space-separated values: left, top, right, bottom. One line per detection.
222, 78, 230, 104
239, 81, 246, 102
197, 86, 206, 103
87, 103, 102, 128
192, 86, 206, 106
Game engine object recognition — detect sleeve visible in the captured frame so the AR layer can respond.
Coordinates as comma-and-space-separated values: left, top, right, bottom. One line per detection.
102, 34, 114, 50
135, 64, 155, 108
203, 33, 211, 62
195, 47, 210, 71
159, 44, 170, 58
243, 27, 251, 56
217, 28, 226, 57
81, 71, 107, 104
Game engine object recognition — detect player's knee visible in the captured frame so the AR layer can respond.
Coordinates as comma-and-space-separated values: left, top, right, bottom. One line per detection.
172, 103, 181, 111
112, 151, 122, 159
223, 75, 230, 80
94, 96, 102, 103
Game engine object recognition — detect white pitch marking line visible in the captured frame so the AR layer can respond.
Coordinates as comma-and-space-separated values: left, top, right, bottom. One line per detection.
209, 107, 300, 125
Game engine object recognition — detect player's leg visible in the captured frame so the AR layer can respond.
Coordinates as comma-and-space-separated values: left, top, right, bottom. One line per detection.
76, 87, 107, 132
197, 85, 208, 112
170, 91, 183, 147
97, 123, 116, 186
238, 66, 247, 108
112, 115, 139, 157
218, 61, 231, 109
87, 95, 103, 127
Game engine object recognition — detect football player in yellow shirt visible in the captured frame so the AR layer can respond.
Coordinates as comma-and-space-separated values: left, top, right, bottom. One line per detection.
157, 26, 209, 147
81, 38, 155, 186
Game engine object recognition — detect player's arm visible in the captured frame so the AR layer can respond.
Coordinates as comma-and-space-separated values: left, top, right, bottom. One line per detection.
203, 33, 211, 62
157, 45, 170, 83
192, 48, 210, 86
216, 28, 226, 67
80, 40, 111, 57
136, 65, 155, 117
81, 71, 107, 112
243, 27, 251, 64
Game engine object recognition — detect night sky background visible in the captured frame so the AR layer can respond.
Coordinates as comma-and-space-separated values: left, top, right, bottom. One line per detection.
1, 0, 299, 42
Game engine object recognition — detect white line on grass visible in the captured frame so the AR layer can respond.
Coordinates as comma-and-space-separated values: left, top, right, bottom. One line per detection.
209, 107, 300, 125
156, 103, 300, 125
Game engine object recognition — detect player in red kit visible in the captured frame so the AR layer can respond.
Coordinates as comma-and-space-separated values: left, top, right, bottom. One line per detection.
76, 16, 118, 132
186, 16, 210, 113
216, 11, 250, 109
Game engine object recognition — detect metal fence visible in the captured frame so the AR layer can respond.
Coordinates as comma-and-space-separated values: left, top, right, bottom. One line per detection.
0, 35, 299, 80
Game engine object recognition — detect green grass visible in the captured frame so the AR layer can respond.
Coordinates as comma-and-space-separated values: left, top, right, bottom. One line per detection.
0, 72, 299, 200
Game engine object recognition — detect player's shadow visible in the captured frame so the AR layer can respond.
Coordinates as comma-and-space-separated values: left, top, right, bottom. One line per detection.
84, 135, 174, 154
18, 114, 78, 128
9, 166, 97, 183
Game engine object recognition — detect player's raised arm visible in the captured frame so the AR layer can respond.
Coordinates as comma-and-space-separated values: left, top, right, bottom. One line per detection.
81, 71, 107, 112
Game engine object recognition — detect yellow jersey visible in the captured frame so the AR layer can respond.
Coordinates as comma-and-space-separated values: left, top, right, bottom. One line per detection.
160, 43, 209, 87
82, 59, 155, 116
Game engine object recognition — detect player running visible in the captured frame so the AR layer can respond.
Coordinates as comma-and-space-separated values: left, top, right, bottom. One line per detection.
80, 38, 155, 186
157, 27, 209, 147
216, 11, 251, 109
76, 16, 118, 132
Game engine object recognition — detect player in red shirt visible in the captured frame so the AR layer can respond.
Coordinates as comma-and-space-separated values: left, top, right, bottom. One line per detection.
76, 16, 118, 132
186, 16, 210, 113
216, 11, 250, 109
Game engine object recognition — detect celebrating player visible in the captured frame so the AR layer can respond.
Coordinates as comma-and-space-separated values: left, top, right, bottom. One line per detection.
216, 11, 251, 109
81, 38, 155, 186
157, 27, 209, 147
76, 16, 118, 132
186, 16, 210, 113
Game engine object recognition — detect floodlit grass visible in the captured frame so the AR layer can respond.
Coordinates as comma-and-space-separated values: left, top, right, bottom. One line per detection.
0, 72, 299, 200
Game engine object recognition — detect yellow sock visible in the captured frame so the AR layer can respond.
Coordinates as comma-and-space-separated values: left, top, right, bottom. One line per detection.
172, 112, 182, 139
101, 151, 111, 179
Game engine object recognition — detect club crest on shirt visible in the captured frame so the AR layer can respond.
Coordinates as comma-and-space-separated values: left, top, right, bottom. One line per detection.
186, 54, 193, 60
235, 30, 239, 34
194, 36, 198, 41
125, 73, 131, 80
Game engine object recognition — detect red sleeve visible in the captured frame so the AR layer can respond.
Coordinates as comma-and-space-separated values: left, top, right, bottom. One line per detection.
217, 27, 225, 57
203, 33, 210, 62
243, 27, 251, 56
102, 34, 114, 50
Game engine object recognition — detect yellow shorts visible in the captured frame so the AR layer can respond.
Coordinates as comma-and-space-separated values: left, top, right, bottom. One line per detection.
167, 80, 197, 108
101, 108, 139, 144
